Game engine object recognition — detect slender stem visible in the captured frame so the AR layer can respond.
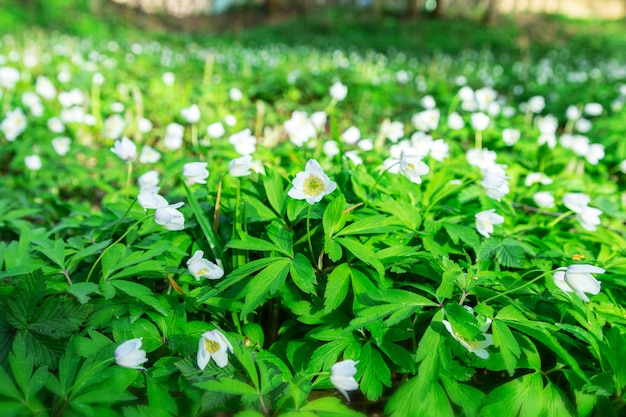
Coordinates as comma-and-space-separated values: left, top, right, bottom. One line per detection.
191, 123, 198, 148
125, 160, 133, 196
547, 210, 573, 229
109, 199, 137, 239
86, 214, 151, 282
475, 130, 483, 150
213, 177, 223, 232
306, 205, 315, 262
481, 270, 551, 304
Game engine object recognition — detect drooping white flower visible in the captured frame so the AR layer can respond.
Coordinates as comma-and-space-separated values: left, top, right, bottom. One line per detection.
154, 202, 185, 231
35, 75, 56, 99
586, 144, 605, 165
310, 111, 327, 130
228, 129, 256, 155
380, 119, 404, 143
329, 81, 348, 101
228, 155, 253, 177
563, 193, 590, 213
111, 136, 137, 162
138, 117, 153, 133
182, 162, 209, 185
51, 137, 71, 156
399, 154, 429, 184
330, 360, 359, 402
187, 250, 224, 281
553, 264, 604, 302
344, 150, 363, 166
163, 122, 185, 151
137, 187, 169, 211
197, 330, 233, 370
583, 103, 603, 116
576, 206, 603, 232
481, 165, 509, 201
412, 109, 440, 132
322, 140, 340, 157
115, 338, 148, 369
475, 209, 504, 238
575, 118, 592, 133
447, 112, 465, 130
24, 155, 42, 171
466, 148, 497, 170
22, 92, 43, 117
442, 310, 493, 359
288, 159, 337, 205
284, 111, 316, 146
527, 95, 546, 113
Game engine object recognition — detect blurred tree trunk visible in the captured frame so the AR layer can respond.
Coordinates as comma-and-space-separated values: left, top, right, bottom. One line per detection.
405, 0, 419, 17
266, 0, 280, 14
482, 0, 498, 24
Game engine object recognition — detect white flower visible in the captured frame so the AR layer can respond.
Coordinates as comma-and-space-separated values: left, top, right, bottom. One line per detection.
181, 104, 200, 123
24, 155, 42, 171
111, 137, 137, 162
137, 187, 169, 211
620, 159, 626, 174
288, 159, 337, 205
475, 209, 504, 238
380, 119, 404, 143
527, 95, 546, 113
162, 72, 175, 86
139, 145, 161, 164
586, 144, 604, 165
182, 162, 209, 185
576, 206, 603, 231
35, 76, 56, 99
103, 114, 125, 139
442, 313, 493, 359
138, 170, 160, 190
430, 139, 449, 162
229, 129, 256, 155
481, 165, 509, 201
583, 103, 603, 116
575, 118, 592, 133
224, 114, 237, 126
412, 109, 440, 132
229, 87, 243, 102
470, 112, 490, 132
115, 338, 148, 369
553, 264, 604, 302
111, 102, 124, 113
501, 128, 520, 146
228, 155, 253, 177
525, 172, 553, 187
322, 140, 340, 157
340, 126, 360, 145
330, 360, 359, 401
138, 117, 153, 133
1, 108, 27, 141
92, 72, 105, 85
284, 111, 316, 146
310, 111, 327, 130
563, 193, 590, 213
566, 105, 581, 121
51, 137, 71, 156
421, 95, 436, 109
447, 112, 465, 130
187, 250, 224, 280
344, 150, 363, 166
329, 81, 348, 101
533, 191, 555, 208
197, 330, 233, 370
399, 154, 429, 184
0, 66, 20, 89
466, 148, 497, 170
207, 122, 225, 139
154, 202, 185, 231
22, 92, 43, 117
163, 122, 184, 151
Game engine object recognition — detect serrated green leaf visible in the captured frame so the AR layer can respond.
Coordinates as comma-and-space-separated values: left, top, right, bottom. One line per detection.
267, 222, 293, 257
226, 233, 283, 254
443, 222, 480, 250
28, 296, 91, 338
290, 253, 317, 294
111, 280, 167, 315
441, 375, 484, 417
33, 239, 66, 269
241, 258, 291, 317
491, 320, 520, 377
67, 282, 100, 304
336, 237, 384, 278
359, 342, 390, 401
324, 264, 351, 313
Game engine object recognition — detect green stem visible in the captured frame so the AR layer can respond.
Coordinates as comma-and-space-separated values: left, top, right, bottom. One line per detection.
126, 160, 133, 196
481, 269, 551, 305
475, 130, 483, 150
547, 210, 574, 229
306, 205, 315, 262
423, 175, 474, 218
86, 214, 151, 282
109, 200, 137, 239
191, 123, 198, 148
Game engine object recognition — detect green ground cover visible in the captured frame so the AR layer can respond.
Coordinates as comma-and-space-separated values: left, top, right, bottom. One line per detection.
1, 2, 626, 416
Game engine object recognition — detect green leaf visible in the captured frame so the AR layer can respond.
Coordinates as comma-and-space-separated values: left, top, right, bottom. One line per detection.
267, 222, 294, 257
67, 282, 100, 304
336, 215, 400, 237
336, 237, 385, 278
33, 239, 66, 269
441, 375, 484, 417
444, 303, 483, 341
263, 169, 287, 217
67, 239, 112, 269
195, 378, 257, 395
241, 258, 291, 317
491, 320, 520, 377
359, 342, 391, 401
111, 280, 168, 315
324, 264, 351, 313
437, 257, 463, 300
226, 233, 283, 254
443, 223, 480, 251
479, 372, 543, 417
290, 253, 317, 294
301, 396, 366, 416
323, 194, 346, 239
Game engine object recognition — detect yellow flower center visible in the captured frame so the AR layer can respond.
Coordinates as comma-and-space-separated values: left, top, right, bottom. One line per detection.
303, 175, 324, 196
205, 339, 220, 353
196, 268, 208, 277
